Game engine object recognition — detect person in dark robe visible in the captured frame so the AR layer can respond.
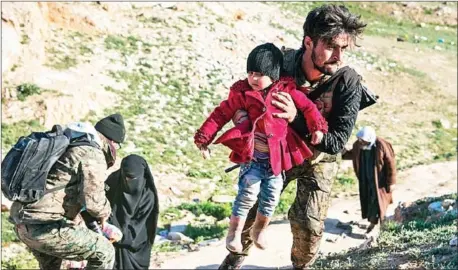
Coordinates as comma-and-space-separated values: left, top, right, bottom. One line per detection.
105, 154, 159, 270
342, 126, 396, 233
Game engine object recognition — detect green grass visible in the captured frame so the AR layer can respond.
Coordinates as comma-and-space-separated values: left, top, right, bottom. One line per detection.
152, 241, 182, 252
1, 213, 19, 244
430, 120, 458, 161
275, 2, 457, 52
161, 201, 232, 224
184, 223, 229, 242
1, 120, 44, 152
313, 193, 458, 269
177, 202, 232, 221
1, 250, 39, 270
16, 83, 42, 101
45, 31, 94, 70
104, 35, 153, 56
276, 181, 297, 216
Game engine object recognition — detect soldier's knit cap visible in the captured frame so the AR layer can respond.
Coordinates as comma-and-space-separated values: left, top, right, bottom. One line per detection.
95, 113, 126, 143
246, 43, 283, 81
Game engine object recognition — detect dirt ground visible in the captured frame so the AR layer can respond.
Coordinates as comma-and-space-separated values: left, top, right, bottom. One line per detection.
154, 160, 457, 269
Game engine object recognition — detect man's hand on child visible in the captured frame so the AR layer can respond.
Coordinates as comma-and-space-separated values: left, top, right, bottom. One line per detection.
271, 92, 297, 123
311, 131, 324, 145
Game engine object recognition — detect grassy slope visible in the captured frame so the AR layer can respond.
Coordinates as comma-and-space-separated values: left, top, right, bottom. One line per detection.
312, 194, 458, 269
1, 2, 457, 258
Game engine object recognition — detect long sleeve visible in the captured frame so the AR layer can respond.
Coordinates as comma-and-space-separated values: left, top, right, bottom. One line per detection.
291, 68, 362, 155
290, 88, 328, 134
79, 146, 111, 220
382, 140, 397, 190
194, 92, 245, 146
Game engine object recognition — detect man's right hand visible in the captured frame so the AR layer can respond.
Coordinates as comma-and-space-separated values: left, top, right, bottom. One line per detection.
271, 92, 297, 123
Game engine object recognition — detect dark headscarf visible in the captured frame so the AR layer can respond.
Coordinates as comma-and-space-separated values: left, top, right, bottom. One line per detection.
105, 154, 159, 269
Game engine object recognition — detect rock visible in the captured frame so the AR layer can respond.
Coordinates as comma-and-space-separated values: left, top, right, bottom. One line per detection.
167, 232, 194, 243
188, 243, 200, 251
155, 235, 171, 245
441, 199, 455, 209
211, 195, 234, 203
434, 45, 443, 51
325, 236, 339, 243
450, 236, 457, 247
170, 222, 188, 233
1, 193, 12, 212
198, 238, 221, 247
439, 119, 451, 129
394, 201, 416, 223
397, 37, 405, 42
1, 22, 21, 75
170, 186, 184, 196
428, 201, 445, 213
390, 10, 402, 17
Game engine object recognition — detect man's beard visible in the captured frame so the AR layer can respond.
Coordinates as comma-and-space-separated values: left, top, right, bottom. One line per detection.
311, 49, 339, 76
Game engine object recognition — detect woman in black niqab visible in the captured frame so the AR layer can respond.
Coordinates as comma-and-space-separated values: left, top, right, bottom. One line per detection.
105, 154, 159, 270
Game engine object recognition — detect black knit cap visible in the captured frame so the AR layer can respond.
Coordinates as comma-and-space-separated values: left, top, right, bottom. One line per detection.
95, 113, 126, 143
246, 43, 283, 81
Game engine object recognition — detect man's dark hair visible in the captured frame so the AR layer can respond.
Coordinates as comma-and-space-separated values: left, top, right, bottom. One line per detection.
303, 4, 366, 47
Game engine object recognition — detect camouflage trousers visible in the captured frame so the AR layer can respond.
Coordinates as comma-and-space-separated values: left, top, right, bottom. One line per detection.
219, 159, 338, 270
15, 220, 115, 270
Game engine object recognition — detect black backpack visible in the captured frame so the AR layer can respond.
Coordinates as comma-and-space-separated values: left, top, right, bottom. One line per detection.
1, 125, 99, 203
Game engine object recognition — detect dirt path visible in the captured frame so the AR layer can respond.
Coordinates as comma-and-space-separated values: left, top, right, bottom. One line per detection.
156, 160, 457, 269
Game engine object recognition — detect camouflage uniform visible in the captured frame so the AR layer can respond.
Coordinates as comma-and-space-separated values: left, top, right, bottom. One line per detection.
9, 144, 114, 270
220, 48, 361, 269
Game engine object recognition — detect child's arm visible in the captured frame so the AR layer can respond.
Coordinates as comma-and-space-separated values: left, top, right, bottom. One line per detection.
194, 93, 245, 148
288, 86, 328, 135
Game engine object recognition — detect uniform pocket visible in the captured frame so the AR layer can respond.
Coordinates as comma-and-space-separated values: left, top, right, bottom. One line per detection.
313, 162, 338, 193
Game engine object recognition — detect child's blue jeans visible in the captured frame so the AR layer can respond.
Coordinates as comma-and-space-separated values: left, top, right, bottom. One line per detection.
232, 159, 283, 218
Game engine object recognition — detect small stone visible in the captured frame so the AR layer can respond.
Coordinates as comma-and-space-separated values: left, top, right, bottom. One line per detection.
442, 199, 455, 209
167, 232, 194, 243
434, 45, 443, 51
198, 238, 220, 247
211, 195, 234, 203
450, 236, 457, 247
439, 119, 451, 129
170, 186, 184, 196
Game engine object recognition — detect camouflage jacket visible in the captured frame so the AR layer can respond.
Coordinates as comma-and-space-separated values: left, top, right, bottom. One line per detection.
10, 143, 111, 224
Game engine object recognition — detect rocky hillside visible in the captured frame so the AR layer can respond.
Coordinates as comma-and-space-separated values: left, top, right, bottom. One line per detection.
1, 2, 457, 268
3, 1, 457, 208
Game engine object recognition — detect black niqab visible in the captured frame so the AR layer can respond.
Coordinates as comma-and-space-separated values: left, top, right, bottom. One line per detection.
106, 154, 159, 269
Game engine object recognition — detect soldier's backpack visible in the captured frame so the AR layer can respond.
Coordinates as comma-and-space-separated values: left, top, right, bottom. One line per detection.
1, 125, 98, 203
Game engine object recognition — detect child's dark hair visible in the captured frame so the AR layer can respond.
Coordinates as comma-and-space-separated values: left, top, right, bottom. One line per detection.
247, 43, 283, 81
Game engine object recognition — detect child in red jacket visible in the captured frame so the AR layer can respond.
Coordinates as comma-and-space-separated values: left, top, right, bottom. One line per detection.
194, 43, 328, 252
